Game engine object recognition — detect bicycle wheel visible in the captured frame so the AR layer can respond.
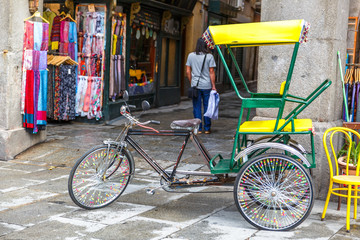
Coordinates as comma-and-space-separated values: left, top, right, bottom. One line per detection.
68, 145, 134, 209
234, 154, 314, 231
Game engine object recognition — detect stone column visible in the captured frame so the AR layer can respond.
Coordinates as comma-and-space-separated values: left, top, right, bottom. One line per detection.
0, 0, 46, 160
257, 0, 349, 199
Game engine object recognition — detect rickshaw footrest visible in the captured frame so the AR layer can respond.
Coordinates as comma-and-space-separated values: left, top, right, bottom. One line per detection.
210, 159, 241, 174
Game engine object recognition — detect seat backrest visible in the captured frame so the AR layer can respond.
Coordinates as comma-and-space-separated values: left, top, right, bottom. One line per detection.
323, 127, 360, 177
279, 81, 286, 95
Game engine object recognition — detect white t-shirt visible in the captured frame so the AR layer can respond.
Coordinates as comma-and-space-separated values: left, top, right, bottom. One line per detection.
186, 52, 216, 89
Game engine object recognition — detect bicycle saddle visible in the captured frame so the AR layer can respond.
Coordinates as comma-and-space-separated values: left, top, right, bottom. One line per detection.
170, 118, 201, 130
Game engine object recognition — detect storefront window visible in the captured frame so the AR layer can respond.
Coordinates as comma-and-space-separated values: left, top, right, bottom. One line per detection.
128, 7, 160, 96
129, 27, 156, 83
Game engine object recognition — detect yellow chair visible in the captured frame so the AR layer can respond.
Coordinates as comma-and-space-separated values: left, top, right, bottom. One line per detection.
322, 127, 360, 232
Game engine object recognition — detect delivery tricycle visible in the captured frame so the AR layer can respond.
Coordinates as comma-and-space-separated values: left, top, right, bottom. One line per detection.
68, 19, 332, 231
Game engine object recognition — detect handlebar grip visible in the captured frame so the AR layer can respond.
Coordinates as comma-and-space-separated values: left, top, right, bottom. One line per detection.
150, 120, 161, 125
128, 104, 136, 109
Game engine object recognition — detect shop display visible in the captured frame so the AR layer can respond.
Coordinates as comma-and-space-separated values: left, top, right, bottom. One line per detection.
21, 12, 49, 133
75, 4, 106, 120
109, 13, 126, 101
47, 13, 78, 61
59, 15, 78, 60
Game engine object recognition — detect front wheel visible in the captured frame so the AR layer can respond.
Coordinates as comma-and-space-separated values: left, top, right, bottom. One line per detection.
68, 145, 134, 209
234, 154, 314, 231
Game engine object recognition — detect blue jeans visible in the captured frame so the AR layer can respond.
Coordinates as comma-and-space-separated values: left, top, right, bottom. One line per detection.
192, 89, 211, 131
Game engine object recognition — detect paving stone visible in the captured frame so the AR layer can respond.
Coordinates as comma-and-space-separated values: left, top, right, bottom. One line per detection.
139, 191, 234, 222
61, 202, 154, 225
1, 219, 106, 240
0, 177, 46, 193
0, 201, 76, 226
92, 217, 181, 240
0, 188, 58, 209
0, 162, 46, 174
330, 231, 360, 240
118, 187, 190, 207
169, 205, 257, 240
0, 222, 26, 237
27, 173, 69, 194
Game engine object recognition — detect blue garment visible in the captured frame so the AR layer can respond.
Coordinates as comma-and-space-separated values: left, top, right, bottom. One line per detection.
68, 22, 78, 90
37, 70, 48, 126
33, 22, 43, 51
193, 89, 211, 131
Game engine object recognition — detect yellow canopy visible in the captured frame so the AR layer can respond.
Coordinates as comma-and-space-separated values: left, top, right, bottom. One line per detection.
202, 19, 309, 48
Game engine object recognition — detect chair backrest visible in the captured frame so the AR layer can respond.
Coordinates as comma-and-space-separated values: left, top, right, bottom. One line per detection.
323, 127, 360, 177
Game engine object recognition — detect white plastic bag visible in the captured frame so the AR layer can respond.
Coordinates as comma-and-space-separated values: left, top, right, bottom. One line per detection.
204, 90, 220, 120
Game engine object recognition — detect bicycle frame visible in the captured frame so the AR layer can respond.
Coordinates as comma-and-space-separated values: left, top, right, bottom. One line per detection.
123, 128, 221, 184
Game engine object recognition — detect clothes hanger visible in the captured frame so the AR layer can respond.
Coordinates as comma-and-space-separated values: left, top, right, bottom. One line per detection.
24, 11, 50, 23
60, 14, 77, 23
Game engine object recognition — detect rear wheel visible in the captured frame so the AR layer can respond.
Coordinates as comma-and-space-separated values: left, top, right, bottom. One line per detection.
234, 154, 314, 231
68, 145, 134, 209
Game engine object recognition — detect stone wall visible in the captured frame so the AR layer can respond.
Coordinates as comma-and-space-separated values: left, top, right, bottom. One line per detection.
349, 0, 360, 17
257, 0, 350, 199
0, 0, 46, 160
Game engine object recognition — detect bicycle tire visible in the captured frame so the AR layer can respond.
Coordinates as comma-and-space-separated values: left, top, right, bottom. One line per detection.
68, 145, 134, 209
234, 154, 314, 231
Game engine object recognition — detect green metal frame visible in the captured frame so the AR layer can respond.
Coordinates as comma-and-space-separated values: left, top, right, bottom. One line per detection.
209, 43, 332, 174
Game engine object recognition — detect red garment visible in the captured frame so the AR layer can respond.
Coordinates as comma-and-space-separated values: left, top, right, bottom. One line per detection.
24, 21, 34, 50
23, 70, 34, 128
80, 57, 86, 75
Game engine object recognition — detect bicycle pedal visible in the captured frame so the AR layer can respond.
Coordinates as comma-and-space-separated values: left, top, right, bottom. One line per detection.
145, 188, 155, 195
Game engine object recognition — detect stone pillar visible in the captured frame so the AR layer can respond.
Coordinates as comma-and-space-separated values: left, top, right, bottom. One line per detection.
0, 0, 46, 160
257, 0, 349, 199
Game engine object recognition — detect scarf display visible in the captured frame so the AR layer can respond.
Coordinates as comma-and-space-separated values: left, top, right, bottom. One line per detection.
21, 20, 49, 134
75, 6, 106, 120
110, 13, 126, 101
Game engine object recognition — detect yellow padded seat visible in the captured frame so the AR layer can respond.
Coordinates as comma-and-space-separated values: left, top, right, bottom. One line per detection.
239, 119, 313, 133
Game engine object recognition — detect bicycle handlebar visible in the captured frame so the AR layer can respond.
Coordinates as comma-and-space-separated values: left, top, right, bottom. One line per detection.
120, 105, 160, 127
